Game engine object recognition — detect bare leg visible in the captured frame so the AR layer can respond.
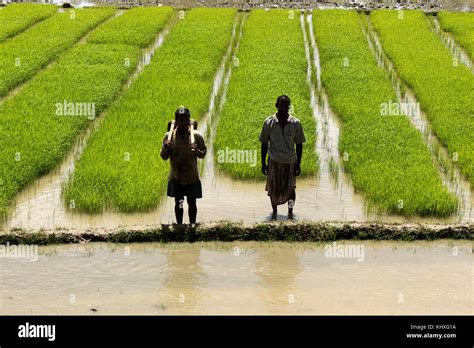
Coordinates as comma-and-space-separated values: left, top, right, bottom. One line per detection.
288, 191, 296, 220
188, 197, 197, 224
174, 196, 184, 224
271, 199, 277, 220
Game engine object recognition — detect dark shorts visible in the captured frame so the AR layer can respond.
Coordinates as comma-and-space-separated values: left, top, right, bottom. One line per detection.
167, 180, 202, 199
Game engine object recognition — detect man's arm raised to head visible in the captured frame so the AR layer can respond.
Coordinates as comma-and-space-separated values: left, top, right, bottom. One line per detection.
194, 132, 207, 159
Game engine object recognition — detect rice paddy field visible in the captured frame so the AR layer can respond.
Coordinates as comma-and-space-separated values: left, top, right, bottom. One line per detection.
0, 1, 472, 324
438, 11, 474, 58
64, 8, 237, 212
0, 3, 56, 41
371, 10, 474, 184
0, 3, 472, 230
313, 10, 457, 216
214, 9, 317, 179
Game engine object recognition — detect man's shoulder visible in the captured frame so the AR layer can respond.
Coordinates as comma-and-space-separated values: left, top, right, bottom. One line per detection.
263, 114, 276, 124
288, 115, 302, 124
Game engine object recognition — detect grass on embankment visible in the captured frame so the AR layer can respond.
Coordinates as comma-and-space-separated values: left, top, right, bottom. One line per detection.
0, 222, 472, 244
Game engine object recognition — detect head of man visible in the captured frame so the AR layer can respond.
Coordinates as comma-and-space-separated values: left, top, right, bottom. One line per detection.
175, 107, 190, 135
275, 95, 291, 121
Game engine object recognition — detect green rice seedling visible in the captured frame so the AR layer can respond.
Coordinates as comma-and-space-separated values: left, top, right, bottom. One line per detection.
371, 10, 474, 184
215, 9, 317, 180
0, 7, 116, 97
0, 3, 56, 41
0, 7, 173, 218
438, 11, 474, 60
313, 10, 457, 216
88, 6, 173, 48
64, 8, 237, 213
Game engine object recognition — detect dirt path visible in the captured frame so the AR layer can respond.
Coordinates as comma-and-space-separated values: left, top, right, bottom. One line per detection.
1, 221, 472, 244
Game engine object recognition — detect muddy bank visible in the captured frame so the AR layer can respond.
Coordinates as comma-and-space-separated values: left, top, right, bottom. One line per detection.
0, 221, 472, 244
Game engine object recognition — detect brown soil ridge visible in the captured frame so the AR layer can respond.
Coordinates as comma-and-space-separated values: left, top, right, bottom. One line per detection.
0, 221, 472, 244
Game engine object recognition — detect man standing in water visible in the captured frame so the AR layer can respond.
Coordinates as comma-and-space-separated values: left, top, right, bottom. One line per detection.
161, 107, 207, 224
259, 95, 306, 220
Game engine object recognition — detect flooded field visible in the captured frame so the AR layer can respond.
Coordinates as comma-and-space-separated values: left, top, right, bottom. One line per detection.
0, 3, 472, 327
2, 9, 472, 231
0, 240, 471, 314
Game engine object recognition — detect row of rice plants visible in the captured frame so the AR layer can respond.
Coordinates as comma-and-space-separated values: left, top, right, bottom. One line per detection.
214, 9, 317, 179
437, 11, 474, 60
0, 7, 173, 218
64, 8, 238, 212
371, 10, 474, 184
88, 6, 173, 48
0, 7, 116, 97
312, 10, 456, 216
0, 3, 56, 41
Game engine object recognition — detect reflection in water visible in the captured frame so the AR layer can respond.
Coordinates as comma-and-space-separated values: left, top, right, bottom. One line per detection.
160, 245, 205, 314
0, 241, 471, 315
255, 246, 301, 313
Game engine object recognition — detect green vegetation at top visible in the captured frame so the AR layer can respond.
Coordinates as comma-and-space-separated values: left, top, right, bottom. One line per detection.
0, 3, 56, 41
64, 8, 237, 213
0, 7, 115, 97
438, 11, 474, 60
215, 9, 317, 179
313, 10, 457, 216
88, 6, 174, 48
371, 10, 474, 184
0, 7, 173, 219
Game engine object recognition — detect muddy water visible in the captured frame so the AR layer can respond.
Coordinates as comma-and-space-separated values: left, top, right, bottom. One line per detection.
0, 240, 471, 314
3, 10, 473, 231
304, 13, 371, 221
